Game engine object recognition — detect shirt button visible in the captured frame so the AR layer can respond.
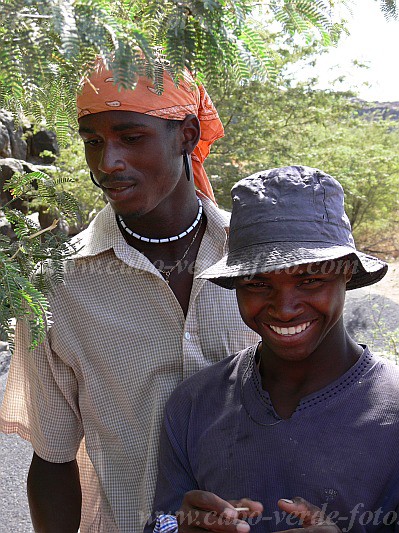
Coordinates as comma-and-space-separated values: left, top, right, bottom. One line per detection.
184, 332, 191, 340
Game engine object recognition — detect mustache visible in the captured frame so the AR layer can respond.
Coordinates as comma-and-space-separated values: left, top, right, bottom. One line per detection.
97, 175, 136, 188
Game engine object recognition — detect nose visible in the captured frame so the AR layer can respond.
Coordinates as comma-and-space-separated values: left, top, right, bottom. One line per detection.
267, 287, 304, 322
97, 142, 125, 174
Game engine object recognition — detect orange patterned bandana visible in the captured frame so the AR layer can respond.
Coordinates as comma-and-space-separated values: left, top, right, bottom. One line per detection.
77, 57, 224, 202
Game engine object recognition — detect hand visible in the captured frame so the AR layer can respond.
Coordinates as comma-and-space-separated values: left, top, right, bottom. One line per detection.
276, 497, 341, 533
177, 490, 263, 532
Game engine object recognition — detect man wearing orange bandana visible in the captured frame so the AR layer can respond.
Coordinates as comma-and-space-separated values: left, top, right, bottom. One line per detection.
0, 57, 258, 532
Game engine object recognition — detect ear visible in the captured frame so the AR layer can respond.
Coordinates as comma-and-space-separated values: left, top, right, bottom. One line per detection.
180, 114, 201, 154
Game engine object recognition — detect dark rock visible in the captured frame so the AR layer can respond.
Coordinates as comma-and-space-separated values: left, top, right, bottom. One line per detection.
344, 289, 399, 355
0, 157, 37, 179
0, 158, 38, 213
28, 130, 59, 164
0, 158, 71, 235
0, 210, 14, 239
38, 205, 69, 235
354, 99, 399, 121
0, 110, 27, 160
0, 120, 12, 158
0, 341, 11, 376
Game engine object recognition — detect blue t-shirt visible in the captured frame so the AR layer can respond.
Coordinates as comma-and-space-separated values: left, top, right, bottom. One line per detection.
148, 346, 399, 533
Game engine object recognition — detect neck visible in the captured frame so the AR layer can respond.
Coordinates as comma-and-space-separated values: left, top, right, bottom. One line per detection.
259, 323, 362, 400
119, 191, 201, 240
118, 196, 202, 244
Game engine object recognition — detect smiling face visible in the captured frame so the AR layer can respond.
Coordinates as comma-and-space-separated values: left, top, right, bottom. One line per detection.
78, 111, 195, 219
235, 260, 353, 363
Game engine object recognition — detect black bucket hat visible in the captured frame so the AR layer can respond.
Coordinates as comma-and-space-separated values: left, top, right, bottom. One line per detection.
198, 166, 387, 290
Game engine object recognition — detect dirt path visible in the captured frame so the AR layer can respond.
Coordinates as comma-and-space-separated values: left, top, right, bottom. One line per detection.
369, 261, 399, 304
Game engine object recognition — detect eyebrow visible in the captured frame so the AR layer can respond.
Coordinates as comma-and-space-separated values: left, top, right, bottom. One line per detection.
242, 270, 325, 281
112, 122, 151, 132
78, 122, 151, 134
295, 270, 319, 277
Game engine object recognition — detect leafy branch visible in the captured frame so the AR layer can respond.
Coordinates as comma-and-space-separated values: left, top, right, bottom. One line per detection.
0, 170, 80, 347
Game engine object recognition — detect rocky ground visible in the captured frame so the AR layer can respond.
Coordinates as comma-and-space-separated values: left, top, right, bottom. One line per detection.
344, 261, 399, 360
0, 343, 33, 533
368, 261, 399, 303
0, 262, 398, 532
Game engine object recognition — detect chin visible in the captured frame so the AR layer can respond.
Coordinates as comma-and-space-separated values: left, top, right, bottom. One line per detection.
268, 343, 318, 363
282, 353, 313, 363
111, 203, 144, 219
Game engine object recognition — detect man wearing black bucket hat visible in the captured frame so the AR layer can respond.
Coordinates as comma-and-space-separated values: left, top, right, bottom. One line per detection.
145, 166, 399, 533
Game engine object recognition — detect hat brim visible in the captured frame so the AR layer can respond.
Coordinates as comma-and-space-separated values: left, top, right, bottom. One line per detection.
197, 242, 388, 290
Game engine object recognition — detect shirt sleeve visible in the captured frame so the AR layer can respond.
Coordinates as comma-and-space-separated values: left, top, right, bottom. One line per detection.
144, 388, 199, 532
0, 318, 83, 463
153, 515, 178, 532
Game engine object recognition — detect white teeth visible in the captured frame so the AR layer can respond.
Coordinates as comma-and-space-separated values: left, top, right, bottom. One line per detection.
269, 322, 311, 336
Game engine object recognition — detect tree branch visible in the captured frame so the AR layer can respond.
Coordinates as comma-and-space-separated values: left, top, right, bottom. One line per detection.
8, 220, 59, 262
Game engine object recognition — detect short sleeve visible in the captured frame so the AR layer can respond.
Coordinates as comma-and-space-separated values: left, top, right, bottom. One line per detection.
152, 514, 178, 532
0, 318, 83, 462
144, 387, 199, 533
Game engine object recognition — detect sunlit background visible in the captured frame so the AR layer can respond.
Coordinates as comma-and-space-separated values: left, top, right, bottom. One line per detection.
293, 0, 399, 102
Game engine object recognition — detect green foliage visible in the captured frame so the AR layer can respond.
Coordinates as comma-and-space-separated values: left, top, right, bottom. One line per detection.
42, 134, 106, 229
5, 170, 82, 224
0, 0, 350, 138
0, 171, 79, 347
205, 80, 399, 255
269, 0, 343, 45
298, 116, 399, 241
377, 0, 398, 20
368, 297, 399, 361
0, 255, 49, 349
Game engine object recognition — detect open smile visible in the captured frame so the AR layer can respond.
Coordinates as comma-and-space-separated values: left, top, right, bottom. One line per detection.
269, 321, 312, 336
103, 183, 136, 201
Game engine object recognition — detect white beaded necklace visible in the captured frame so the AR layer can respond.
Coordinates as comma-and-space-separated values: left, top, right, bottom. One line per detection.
117, 197, 203, 244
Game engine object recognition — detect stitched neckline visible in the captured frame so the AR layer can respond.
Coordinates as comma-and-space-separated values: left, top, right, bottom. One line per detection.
240, 344, 377, 425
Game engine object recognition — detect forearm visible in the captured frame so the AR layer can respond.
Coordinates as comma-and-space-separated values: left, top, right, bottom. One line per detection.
27, 452, 82, 533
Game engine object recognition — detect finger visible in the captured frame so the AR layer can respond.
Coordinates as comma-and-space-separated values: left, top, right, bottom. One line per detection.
276, 527, 339, 533
177, 507, 250, 532
277, 497, 330, 527
179, 526, 212, 533
304, 526, 340, 533
228, 498, 264, 518
184, 490, 237, 515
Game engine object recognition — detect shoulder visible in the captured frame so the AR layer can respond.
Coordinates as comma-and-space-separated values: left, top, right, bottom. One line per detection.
215, 207, 231, 226
165, 346, 254, 416
363, 348, 399, 409
69, 204, 118, 258
200, 194, 230, 230
371, 351, 399, 383
367, 346, 399, 373
32, 206, 120, 304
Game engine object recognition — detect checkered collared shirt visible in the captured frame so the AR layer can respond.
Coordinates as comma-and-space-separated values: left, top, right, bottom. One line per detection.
0, 194, 259, 532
